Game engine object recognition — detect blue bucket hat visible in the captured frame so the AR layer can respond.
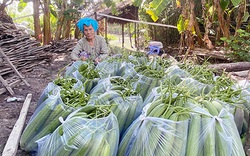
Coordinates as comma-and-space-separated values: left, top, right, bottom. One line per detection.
77, 17, 99, 33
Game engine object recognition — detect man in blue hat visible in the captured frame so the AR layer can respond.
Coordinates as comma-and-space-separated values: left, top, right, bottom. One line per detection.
71, 17, 109, 64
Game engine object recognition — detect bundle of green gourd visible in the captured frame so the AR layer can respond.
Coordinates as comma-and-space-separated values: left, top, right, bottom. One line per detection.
90, 76, 137, 96
37, 105, 119, 156
54, 77, 90, 108
118, 77, 246, 156
70, 63, 101, 93
128, 58, 170, 100
20, 54, 250, 155
20, 77, 89, 152
89, 76, 144, 136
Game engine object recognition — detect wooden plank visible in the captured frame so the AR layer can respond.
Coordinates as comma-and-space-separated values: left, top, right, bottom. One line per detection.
2, 93, 32, 156
0, 80, 21, 95
0, 87, 6, 95
0, 48, 30, 87
0, 75, 14, 95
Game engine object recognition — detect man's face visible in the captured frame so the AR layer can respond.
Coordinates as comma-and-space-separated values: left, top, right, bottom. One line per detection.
83, 25, 95, 39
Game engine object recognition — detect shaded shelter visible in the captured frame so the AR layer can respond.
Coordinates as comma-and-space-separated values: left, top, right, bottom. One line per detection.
84, 0, 139, 48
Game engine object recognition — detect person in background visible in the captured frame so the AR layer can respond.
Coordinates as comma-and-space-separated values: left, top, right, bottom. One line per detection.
71, 17, 109, 64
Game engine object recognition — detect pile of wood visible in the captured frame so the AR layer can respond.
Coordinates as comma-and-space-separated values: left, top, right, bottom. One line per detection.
0, 21, 51, 77
0, 19, 79, 94
44, 39, 77, 53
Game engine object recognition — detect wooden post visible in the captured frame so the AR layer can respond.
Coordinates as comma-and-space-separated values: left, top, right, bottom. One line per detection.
122, 23, 124, 48
134, 22, 137, 49
94, 12, 99, 35
128, 23, 133, 48
2, 94, 32, 156
105, 17, 108, 44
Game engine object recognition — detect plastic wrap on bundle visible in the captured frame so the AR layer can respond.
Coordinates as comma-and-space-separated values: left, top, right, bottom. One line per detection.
35, 82, 61, 109
20, 85, 75, 152
95, 60, 123, 78
119, 62, 135, 77
132, 74, 162, 100
142, 87, 162, 107
36, 112, 119, 156
96, 61, 135, 78
177, 77, 213, 96
118, 115, 189, 156
64, 61, 88, 77
90, 76, 128, 94
121, 64, 138, 80
165, 65, 191, 85
88, 90, 144, 136
72, 70, 100, 94
184, 103, 245, 156
127, 55, 149, 65
35, 79, 84, 109
232, 80, 250, 110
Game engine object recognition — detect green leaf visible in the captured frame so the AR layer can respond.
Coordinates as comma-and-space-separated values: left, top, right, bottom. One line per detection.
149, 0, 169, 16
146, 9, 158, 22
49, 5, 57, 18
177, 15, 185, 33
220, 37, 228, 41
104, 0, 114, 8
231, 0, 242, 7
74, 0, 83, 6
133, 0, 143, 7
242, 11, 249, 22
220, 0, 230, 10
18, 0, 27, 12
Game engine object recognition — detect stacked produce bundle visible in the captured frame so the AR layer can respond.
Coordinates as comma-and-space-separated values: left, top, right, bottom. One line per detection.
36, 105, 119, 156
125, 57, 173, 100
20, 77, 89, 152
65, 61, 101, 93
118, 80, 246, 156
89, 76, 144, 135
19, 53, 250, 155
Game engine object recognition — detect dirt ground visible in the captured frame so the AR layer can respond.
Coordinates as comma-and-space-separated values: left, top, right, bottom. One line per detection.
0, 52, 72, 155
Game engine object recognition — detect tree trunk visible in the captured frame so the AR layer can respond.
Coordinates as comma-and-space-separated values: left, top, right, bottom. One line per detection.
55, 16, 65, 40
235, 1, 246, 36
213, 0, 230, 39
55, 0, 67, 41
63, 19, 71, 38
208, 62, 250, 72
33, 0, 42, 42
43, 0, 51, 45
187, 0, 196, 50
74, 13, 81, 39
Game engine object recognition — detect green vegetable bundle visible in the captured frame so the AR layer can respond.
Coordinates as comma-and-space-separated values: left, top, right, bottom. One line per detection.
185, 107, 245, 156
88, 90, 143, 136
118, 115, 189, 156
20, 80, 89, 152
20, 95, 75, 152
90, 76, 137, 96
37, 105, 119, 156
95, 60, 126, 78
